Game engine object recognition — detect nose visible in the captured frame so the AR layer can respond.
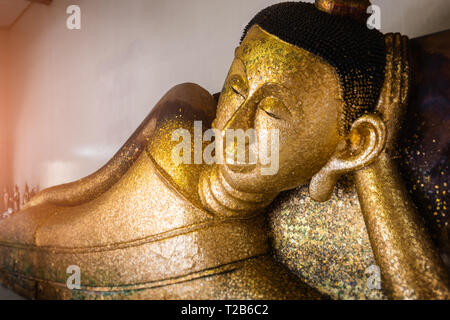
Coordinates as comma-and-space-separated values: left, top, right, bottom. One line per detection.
220, 96, 260, 169
222, 96, 258, 132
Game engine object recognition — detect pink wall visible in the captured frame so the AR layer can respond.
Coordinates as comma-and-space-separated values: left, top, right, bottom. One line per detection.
0, 30, 11, 192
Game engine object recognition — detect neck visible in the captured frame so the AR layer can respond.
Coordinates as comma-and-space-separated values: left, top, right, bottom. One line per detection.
198, 165, 277, 218
354, 152, 450, 299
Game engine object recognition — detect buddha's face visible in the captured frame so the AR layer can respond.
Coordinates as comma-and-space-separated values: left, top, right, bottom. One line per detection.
213, 25, 344, 194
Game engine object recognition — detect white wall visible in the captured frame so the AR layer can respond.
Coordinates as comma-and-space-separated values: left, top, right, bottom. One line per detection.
4, 0, 450, 189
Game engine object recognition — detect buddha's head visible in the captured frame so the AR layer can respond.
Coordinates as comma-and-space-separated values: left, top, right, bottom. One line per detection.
200, 1, 390, 216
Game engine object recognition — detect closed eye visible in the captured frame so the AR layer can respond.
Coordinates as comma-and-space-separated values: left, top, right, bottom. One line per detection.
258, 96, 291, 121
229, 74, 248, 99
263, 110, 281, 120
231, 85, 245, 99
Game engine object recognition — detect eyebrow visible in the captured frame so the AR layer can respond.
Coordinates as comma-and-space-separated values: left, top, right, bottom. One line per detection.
234, 47, 249, 69
229, 56, 248, 80
234, 46, 240, 58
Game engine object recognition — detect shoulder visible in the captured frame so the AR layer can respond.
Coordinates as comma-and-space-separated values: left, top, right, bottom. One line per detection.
146, 83, 218, 206
150, 83, 217, 123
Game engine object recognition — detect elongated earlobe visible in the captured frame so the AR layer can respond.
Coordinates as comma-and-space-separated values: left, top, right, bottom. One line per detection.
309, 114, 386, 202
309, 166, 341, 203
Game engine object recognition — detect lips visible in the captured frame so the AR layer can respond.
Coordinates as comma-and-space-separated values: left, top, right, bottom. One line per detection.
219, 161, 258, 192
222, 138, 257, 174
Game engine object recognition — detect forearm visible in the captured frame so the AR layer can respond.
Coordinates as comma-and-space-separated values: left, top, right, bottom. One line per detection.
354, 152, 450, 299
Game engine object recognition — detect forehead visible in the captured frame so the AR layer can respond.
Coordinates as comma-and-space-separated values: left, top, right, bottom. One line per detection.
235, 25, 339, 91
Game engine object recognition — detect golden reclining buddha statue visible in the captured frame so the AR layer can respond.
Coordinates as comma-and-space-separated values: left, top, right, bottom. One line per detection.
0, 0, 449, 300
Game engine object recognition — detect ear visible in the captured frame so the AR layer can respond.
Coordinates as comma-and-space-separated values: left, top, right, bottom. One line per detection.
309, 114, 386, 202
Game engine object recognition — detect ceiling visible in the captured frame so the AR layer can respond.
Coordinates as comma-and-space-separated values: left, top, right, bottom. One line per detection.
0, 0, 30, 29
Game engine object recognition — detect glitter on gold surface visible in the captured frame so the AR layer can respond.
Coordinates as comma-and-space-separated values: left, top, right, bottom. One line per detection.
268, 178, 386, 300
